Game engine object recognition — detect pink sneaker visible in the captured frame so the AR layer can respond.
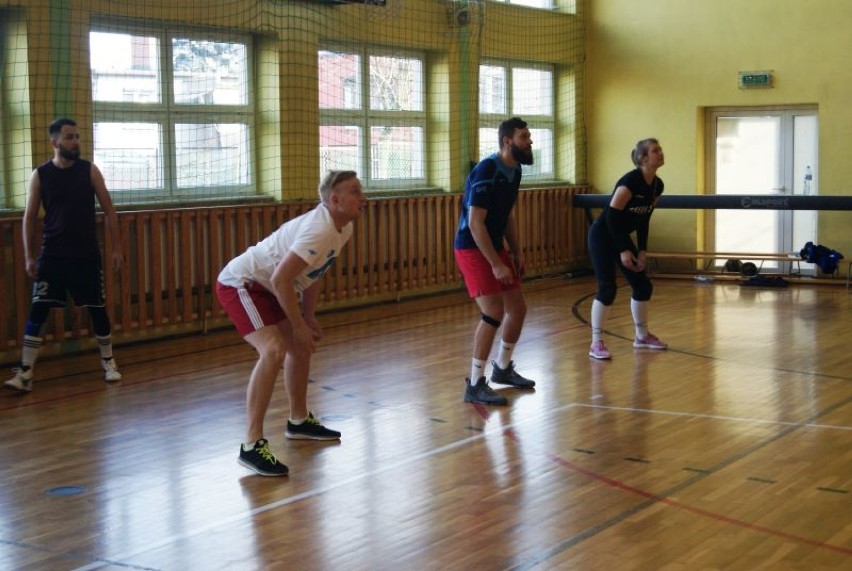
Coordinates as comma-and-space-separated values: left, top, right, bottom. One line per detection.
633, 333, 668, 350
588, 340, 612, 360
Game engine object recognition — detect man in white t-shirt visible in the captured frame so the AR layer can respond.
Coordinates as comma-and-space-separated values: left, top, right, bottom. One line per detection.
216, 171, 366, 476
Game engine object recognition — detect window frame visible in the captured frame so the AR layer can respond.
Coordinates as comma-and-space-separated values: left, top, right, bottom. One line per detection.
89, 20, 255, 204
319, 45, 428, 191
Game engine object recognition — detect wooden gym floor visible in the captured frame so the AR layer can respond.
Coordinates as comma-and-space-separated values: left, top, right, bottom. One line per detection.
1, 276, 851, 570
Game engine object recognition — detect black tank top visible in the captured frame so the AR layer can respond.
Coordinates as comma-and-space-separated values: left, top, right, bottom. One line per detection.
37, 159, 99, 259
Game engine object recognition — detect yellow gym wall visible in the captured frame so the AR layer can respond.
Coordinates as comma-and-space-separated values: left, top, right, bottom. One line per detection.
587, 0, 852, 257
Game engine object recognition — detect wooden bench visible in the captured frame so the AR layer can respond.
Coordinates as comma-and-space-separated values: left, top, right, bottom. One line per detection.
648, 252, 852, 288
645, 251, 804, 276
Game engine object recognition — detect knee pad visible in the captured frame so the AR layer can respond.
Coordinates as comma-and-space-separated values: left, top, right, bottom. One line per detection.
88, 306, 112, 337
481, 313, 502, 328
596, 282, 617, 306
632, 279, 653, 302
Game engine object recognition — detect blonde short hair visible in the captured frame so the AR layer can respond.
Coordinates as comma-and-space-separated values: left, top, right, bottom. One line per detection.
318, 170, 358, 203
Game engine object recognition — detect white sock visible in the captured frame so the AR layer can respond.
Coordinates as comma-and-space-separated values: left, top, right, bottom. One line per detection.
21, 334, 43, 369
243, 441, 258, 451
631, 299, 649, 339
496, 341, 515, 369
470, 358, 486, 383
96, 334, 114, 360
591, 300, 611, 344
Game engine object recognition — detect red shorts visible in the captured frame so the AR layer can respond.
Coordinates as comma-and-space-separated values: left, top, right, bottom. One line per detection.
216, 281, 287, 336
454, 249, 521, 298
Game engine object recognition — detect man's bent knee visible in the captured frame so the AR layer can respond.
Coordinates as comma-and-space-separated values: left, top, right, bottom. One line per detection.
247, 328, 288, 363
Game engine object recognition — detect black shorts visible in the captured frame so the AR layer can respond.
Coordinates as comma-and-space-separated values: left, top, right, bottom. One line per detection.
32, 256, 106, 308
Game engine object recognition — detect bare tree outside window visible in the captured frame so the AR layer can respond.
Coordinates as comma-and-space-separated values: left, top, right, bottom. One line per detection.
369, 55, 422, 112
320, 48, 426, 189
479, 60, 555, 180
90, 27, 252, 201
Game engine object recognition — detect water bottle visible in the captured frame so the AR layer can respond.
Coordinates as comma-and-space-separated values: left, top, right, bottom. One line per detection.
803, 166, 813, 195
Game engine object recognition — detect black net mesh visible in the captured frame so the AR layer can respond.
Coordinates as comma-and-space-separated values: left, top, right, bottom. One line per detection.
0, 0, 584, 208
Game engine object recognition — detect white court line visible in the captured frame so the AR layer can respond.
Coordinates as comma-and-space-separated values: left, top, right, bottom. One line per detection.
70, 402, 580, 571
64, 400, 852, 570
574, 403, 852, 431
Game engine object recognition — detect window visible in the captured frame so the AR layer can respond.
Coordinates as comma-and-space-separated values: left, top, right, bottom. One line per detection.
479, 62, 555, 181
90, 25, 253, 202
319, 48, 426, 190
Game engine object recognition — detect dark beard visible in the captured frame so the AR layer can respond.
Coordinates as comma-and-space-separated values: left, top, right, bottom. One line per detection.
59, 147, 80, 161
511, 144, 534, 166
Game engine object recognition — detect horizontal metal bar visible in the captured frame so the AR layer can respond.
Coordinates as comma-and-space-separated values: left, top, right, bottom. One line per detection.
572, 194, 852, 210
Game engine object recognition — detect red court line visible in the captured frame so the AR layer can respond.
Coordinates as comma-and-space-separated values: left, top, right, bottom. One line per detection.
545, 450, 852, 555
477, 409, 852, 557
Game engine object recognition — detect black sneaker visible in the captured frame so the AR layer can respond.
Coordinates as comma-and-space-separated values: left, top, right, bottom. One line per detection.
464, 377, 508, 406
490, 360, 536, 388
285, 411, 341, 441
238, 438, 289, 476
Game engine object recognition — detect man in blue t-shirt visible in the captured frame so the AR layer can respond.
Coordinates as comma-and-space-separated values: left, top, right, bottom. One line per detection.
453, 117, 536, 406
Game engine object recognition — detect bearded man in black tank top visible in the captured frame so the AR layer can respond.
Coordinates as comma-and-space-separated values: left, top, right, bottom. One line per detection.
4, 118, 124, 393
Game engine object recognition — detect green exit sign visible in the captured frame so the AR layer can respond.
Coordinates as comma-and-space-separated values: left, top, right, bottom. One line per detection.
738, 71, 773, 89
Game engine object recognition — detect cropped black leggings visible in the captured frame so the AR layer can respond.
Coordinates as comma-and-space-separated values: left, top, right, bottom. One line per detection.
587, 218, 653, 306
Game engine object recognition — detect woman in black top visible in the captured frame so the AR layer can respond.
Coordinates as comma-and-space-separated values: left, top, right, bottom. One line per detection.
587, 138, 668, 359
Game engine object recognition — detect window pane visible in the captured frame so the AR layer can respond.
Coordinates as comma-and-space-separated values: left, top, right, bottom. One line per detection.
371, 126, 423, 179
175, 123, 249, 187
510, 0, 553, 8
370, 56, 422, 111
90, 32, 161, 103
512, 67, 553, 115
479, 65, 506, 115
320, 125, 362, 175
319, 51, 361, 110
172, 39, 248, 105
94, 122, 163, 190
478, 128, 499, 161
524, 128, 553, 177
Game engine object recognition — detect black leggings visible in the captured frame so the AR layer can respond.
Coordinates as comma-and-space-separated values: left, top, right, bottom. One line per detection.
588, 218, 653, 305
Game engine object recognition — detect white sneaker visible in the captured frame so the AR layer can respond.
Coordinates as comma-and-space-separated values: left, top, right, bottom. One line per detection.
4, 368, 33, 392
102, 358, 122, 382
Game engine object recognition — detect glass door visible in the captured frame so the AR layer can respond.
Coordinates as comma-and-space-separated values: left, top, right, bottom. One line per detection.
708, 107, 818, 274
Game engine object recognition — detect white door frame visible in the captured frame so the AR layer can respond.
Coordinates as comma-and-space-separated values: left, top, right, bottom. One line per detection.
705, 105, 818, 272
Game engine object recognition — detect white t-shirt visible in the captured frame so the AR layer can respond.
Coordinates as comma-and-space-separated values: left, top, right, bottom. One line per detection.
218, 203, 353, 293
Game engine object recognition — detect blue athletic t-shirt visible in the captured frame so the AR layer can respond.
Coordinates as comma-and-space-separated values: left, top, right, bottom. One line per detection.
454, 153, 521, 251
